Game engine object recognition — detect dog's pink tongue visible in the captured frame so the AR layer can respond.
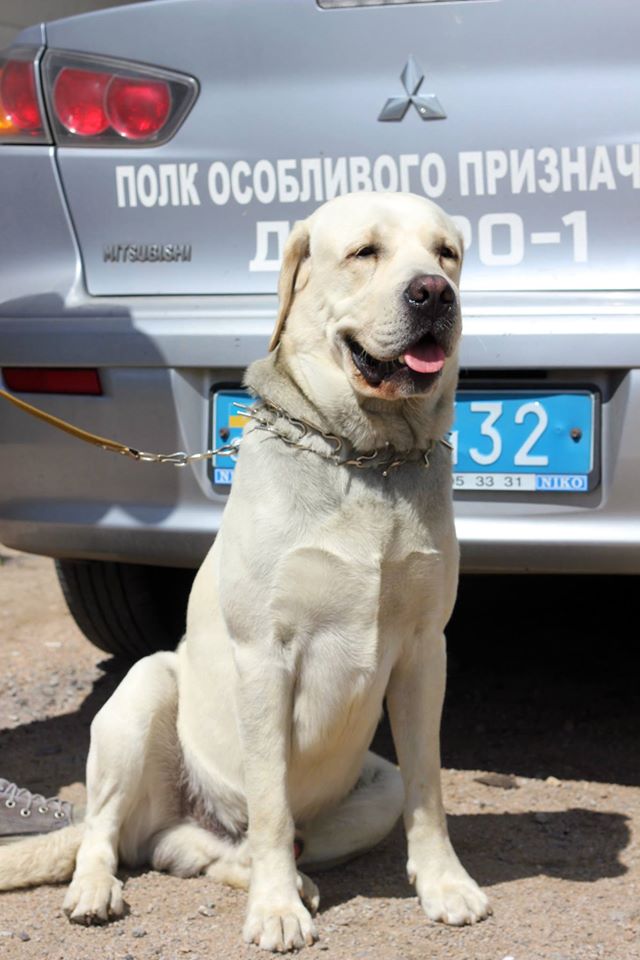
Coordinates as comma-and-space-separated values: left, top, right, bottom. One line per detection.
403, 340, 446, 374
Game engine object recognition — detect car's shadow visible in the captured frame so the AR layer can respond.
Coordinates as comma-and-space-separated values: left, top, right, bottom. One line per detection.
443, 573, 640, 788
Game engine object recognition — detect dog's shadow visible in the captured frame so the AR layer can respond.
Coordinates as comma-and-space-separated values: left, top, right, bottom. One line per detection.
0, 659, 123, 796
315, 805, 630, 910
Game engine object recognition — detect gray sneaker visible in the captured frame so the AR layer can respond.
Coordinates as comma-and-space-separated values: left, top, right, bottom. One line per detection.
0, 779, 82, 845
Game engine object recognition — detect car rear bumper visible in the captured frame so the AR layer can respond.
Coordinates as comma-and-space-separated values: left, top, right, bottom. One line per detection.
1, 291, 640, 574
3, 500, 640, 573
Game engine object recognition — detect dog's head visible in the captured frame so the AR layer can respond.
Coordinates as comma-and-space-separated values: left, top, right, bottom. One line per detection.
270, 191, 463, 404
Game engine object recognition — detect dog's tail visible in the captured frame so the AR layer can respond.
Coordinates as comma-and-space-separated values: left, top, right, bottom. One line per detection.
0, 825, 84, 890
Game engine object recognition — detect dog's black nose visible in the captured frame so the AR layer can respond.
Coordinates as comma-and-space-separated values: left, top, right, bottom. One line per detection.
404, 274, 455, 308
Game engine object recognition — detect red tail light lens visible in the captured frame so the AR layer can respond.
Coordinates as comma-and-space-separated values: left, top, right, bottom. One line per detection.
54, 68, 110, 136
107, 77, 171, 140
3, 368, 102, 396
0, 49, 49, 144
43, 52, 197, 147
1, 60, 40, 129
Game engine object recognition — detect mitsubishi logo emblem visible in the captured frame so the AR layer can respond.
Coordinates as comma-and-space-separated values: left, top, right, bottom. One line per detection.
378, 55, 446, 122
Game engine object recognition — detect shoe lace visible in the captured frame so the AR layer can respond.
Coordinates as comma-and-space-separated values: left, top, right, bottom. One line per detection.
0, 778, 72, 818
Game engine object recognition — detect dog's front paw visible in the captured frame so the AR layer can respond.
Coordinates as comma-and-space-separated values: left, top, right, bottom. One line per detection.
243, 887, 318, 952
409, 859, 491, 926
63, 871, 124, 925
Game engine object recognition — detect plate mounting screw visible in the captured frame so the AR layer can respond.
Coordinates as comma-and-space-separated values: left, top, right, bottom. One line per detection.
570, 428, 582, 442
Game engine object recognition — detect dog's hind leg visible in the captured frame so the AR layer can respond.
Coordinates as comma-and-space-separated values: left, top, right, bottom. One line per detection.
297, 751, 404, 871
150, 822, 251, 888
152, 823, 321, 915
64, 651, 180, 925
150, 822, 318, 908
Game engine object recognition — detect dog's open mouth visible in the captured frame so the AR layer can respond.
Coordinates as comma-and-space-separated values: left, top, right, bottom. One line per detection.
346, 334, 446, 389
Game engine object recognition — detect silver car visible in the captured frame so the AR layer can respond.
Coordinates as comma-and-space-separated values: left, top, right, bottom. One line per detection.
1, 0, 639, 658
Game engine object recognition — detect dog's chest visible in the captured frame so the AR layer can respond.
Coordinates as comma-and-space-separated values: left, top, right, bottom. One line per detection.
272, 498, 445, 754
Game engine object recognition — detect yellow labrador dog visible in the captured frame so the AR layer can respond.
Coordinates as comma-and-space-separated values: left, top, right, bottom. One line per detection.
0, 192, 490, 951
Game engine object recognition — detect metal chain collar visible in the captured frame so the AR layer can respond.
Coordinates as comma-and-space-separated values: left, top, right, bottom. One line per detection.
236, 399, 452, 477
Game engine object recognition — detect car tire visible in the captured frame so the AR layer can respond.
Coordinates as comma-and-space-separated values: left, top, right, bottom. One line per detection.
55, 559, 196, 661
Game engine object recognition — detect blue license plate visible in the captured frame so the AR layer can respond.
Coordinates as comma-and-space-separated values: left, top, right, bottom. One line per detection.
211, 389, 250, 486
211, 388, 598, 493
451, 391, 597, 492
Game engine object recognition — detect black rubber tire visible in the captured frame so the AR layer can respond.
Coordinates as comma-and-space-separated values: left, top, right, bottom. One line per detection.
55, 559, 197, 661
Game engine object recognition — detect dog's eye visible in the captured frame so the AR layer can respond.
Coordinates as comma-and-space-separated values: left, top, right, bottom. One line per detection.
354, 245, 378, 259
439, 245, 458, 261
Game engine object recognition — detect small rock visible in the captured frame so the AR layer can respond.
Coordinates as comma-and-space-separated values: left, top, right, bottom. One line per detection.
132, 927, 147, 938
545, 775, 562, 786
18, 932, 31, 942
534, 812, 550, 824
124, 955, 135, 960
0, 931, 14, 938
474, 772, 519, 790
197, 906, 214, 917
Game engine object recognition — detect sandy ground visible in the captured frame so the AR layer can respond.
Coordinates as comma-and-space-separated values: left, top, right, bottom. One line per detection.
0, 548, 638, 959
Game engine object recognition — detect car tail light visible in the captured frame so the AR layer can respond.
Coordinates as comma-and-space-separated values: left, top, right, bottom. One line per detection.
0, 48, 50, 144
53, 68, 111, 137
2, 368, 102, 396
107, 76, 171, 140
43, 51, 198, 147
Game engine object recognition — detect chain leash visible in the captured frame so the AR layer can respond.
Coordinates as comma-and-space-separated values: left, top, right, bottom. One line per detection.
0, 387, 450, 475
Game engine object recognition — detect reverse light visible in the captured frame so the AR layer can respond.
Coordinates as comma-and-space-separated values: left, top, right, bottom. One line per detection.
2, 368, 103, 396
44, 51, 197, 147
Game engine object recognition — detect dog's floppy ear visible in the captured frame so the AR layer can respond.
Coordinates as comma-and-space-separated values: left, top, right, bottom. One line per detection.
268, 220, 310, 351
